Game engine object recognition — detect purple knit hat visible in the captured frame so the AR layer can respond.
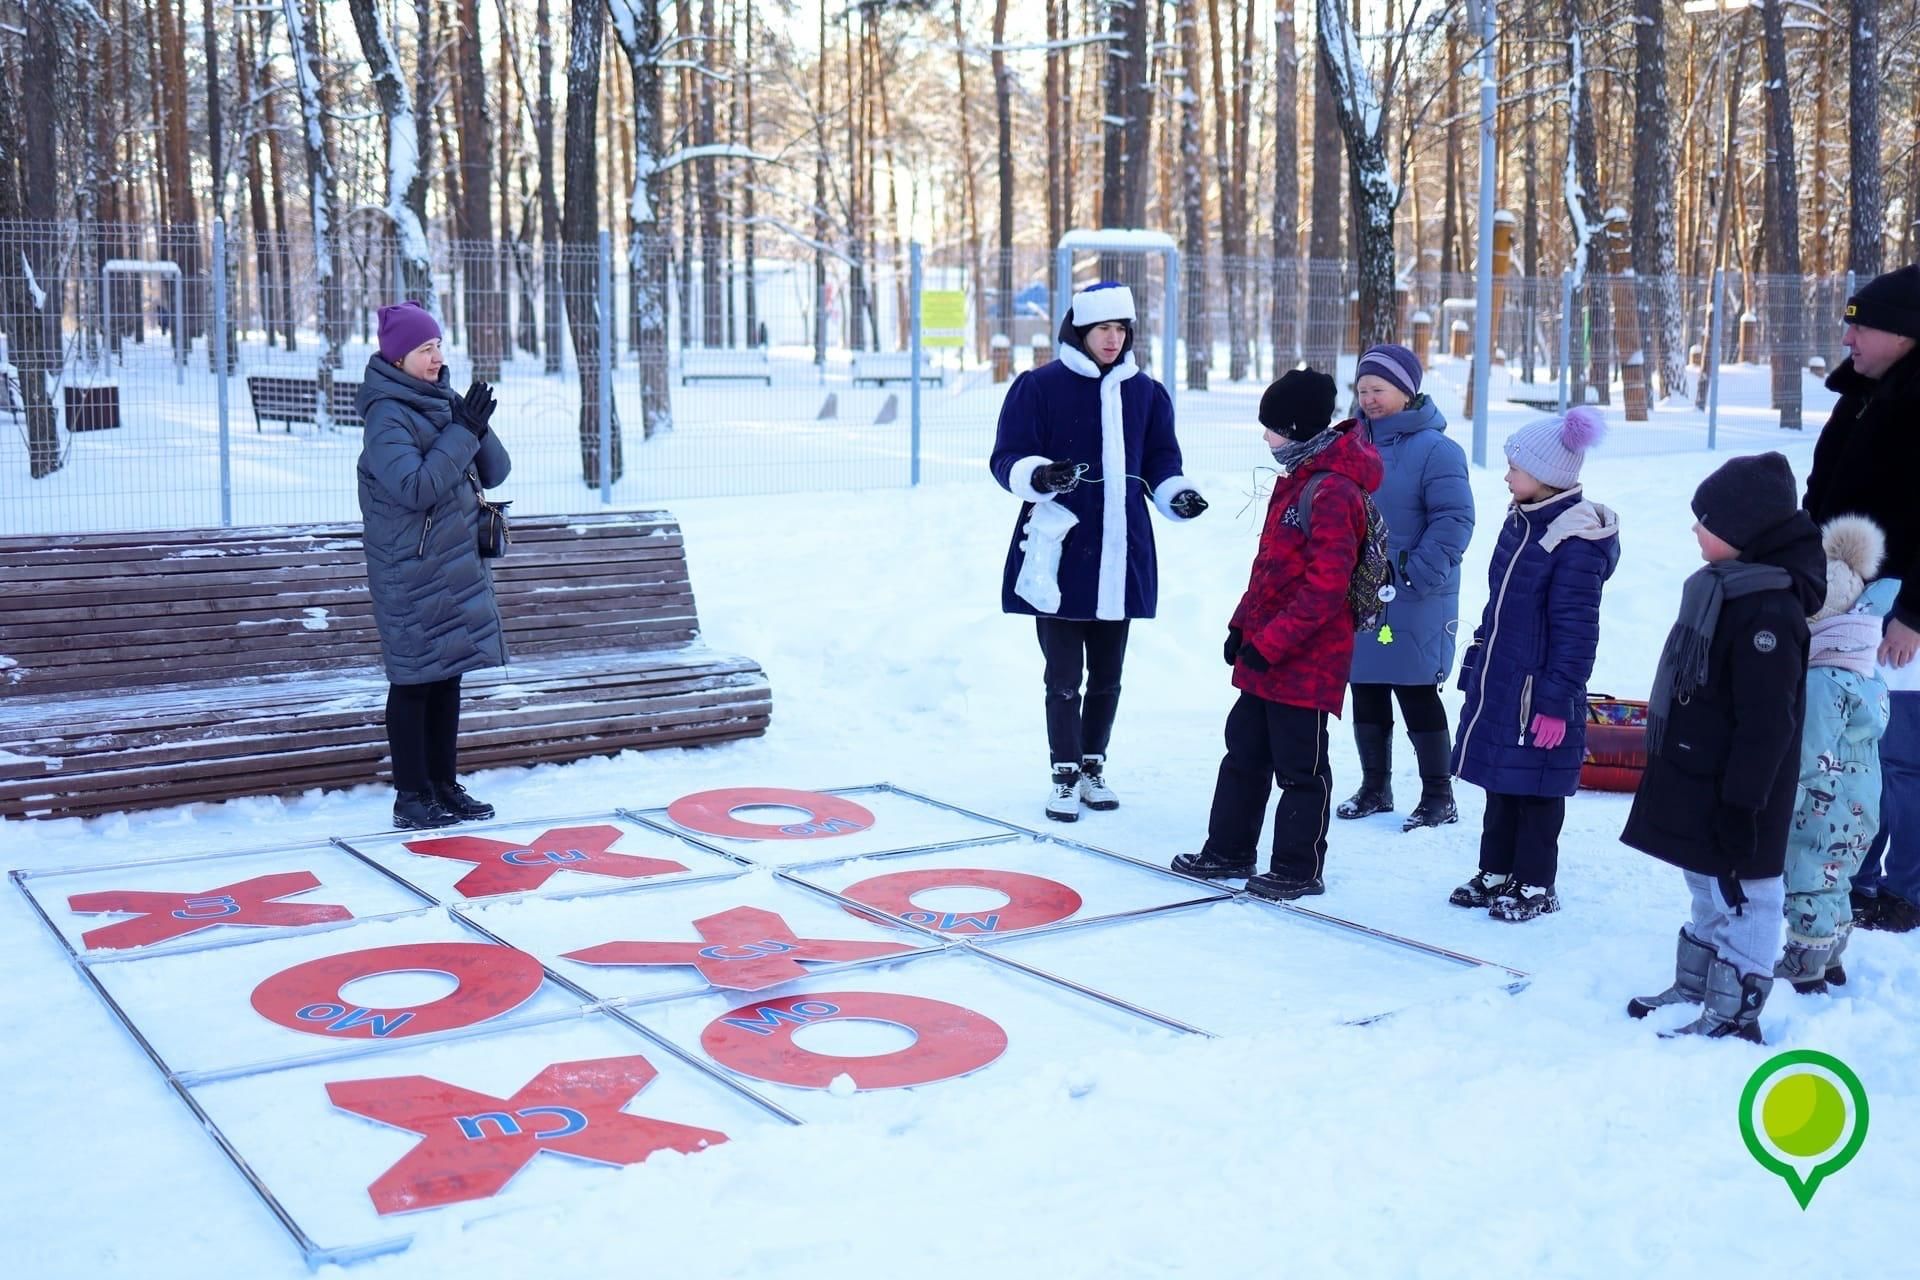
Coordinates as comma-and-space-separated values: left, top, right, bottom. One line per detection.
1355, 343, 1422, 400
377, 300, 442, 363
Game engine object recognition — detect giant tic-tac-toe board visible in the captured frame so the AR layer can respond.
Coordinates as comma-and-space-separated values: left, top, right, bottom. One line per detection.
13, 784, 1523, 1267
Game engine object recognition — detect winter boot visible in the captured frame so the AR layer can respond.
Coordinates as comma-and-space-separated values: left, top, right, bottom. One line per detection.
431, 780, 495, 822
1401, 730, 1459, 831
1488, 880, 1559, 922
1873, 892, 1920, 933
1826, 922, 1853, 988
1170, 848, 1256, 880
1244, 869, 1326, 902
1663, 958, 1772, 1043
1078, 755, 1119, 811
1775, 932, 1836, 996
1336, 723, 1394, 819
1046, 764, 1082, 823
1448, 869, 1509, 908
1627, 927, 1716, 1019
393, 790, 459, 830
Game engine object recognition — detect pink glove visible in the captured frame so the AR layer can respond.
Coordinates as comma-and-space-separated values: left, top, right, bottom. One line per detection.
1529, 713, 1566, 750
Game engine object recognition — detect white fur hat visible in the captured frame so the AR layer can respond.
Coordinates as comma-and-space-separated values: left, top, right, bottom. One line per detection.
1070, 283, 1137, 326
1813, 515, 1887, 622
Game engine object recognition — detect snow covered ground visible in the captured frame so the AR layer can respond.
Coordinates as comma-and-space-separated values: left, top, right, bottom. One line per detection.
5, 364, 1917, 1279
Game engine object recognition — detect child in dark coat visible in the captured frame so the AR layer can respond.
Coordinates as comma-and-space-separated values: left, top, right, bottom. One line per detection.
1623, 452, 1826, 1042
1448, 408, 1619, 921
1172, 368, 1383, 901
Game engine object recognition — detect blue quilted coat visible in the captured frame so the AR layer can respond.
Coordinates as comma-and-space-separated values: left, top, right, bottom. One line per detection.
1451, 488, 1621, 797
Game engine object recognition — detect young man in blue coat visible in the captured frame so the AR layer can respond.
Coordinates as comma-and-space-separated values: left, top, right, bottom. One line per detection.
989, 283, 1207, 821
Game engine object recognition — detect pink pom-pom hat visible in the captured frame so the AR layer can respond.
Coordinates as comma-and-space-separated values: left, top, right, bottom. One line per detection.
1504, 406, 1607, 490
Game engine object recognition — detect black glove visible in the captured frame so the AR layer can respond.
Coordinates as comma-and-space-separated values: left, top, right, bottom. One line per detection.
1170, 489, 1209, 519
1237, 640, 1271, 673
1035, 460, 1081, 493
1223, 627, 1243, 667
454, 379, 497, 437
1712, 805, 1758, 866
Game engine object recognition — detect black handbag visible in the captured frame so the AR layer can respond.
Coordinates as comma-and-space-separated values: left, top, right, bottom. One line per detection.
471, 473, 512, 558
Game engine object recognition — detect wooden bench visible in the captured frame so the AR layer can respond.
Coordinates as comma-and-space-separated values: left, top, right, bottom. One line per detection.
850, 353, 943, 387
679, 349, 773, 385
245, 374, 365, 433
0, 513, 772, 819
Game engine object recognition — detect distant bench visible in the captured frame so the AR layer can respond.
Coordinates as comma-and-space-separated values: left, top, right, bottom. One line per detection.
246, 374, 365, 433
679, 349, 772, 386
0, 513, 772, 820
851, 353, 943, 387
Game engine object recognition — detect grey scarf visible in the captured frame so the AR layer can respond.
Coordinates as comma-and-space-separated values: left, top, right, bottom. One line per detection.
1645, 560, 1793, 756
1270, 425, 1343, 474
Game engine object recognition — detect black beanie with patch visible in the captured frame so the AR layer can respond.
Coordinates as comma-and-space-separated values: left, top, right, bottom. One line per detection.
1691, 451, 1800, 551
1844, 263, 1920, 341
1258, 368, 1338, 440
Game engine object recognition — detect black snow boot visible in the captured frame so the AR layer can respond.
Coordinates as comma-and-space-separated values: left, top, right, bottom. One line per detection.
1171, 848, 1256, 880
431, 780, 495, 822
1336, 722, 1394, 819
1488, 880, 1559, 922
1401, 730, 1458, 831
1448, 869, 1509, 909
1244, 870, 1325, 902
1628, 927, 1715, 1019
393, 790, 460, 830
1663, 958, 1772, 1043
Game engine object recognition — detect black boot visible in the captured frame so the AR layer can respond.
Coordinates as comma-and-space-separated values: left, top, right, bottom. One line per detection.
1336, 722, 1394, 819
393, 790, 459, 830
431, 780, 495, 821
1401, 729, 1458, 831
1171, 848, 1256, 880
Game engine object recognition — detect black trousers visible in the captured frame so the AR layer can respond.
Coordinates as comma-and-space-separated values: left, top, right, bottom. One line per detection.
1034, 617, 1130, 768
1202, 694, 1331, 880
1477, 792, 1566, 887
387, 674, 463, 793
1349, 682, 1449, 733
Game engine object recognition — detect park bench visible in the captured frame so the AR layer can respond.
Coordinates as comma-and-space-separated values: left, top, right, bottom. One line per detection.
679, 349, 773, 386
850, 352, 943, 387
245, 373, 365, 433
0, 512, 772, 819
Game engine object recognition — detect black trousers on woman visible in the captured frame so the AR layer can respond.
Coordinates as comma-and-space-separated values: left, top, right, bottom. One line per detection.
1348, 682, 1449, 733
386, 674, 463, 793
1034, 617, 1130, 768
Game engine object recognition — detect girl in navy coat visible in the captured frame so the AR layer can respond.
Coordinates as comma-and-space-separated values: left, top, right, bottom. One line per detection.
1449, 409, 1619, 921
989, 283, 1207, 822
1338, 344, 1476, 832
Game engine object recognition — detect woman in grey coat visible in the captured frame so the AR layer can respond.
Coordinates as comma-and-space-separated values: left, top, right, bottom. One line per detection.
356, 301, 511, 829
1337, 344, 1476, 832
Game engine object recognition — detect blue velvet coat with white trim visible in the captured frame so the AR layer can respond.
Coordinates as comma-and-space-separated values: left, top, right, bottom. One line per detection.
989, 344, 1197, 620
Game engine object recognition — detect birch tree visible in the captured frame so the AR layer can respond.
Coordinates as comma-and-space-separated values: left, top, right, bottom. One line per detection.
609, 0, 675, 438
282, 0, 342, 401
564, 0, 622, 482
345, 0, 434, 306
1315, 0, 1405, 351
1631, 0, 1684, 400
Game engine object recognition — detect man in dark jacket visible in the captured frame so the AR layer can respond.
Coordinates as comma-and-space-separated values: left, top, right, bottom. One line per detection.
1803, 262, 1920, 931
1623, 453, 1826, 1042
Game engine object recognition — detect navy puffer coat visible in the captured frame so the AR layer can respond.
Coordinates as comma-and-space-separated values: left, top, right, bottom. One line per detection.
356, 355, 513, 685
1349, 395, 1475, 686
1451, 487, 1621, 797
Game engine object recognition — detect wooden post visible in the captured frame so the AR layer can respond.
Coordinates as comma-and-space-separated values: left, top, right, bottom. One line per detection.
1738, 310, 1759, 364
1411, 311, 1434, 361
1464, 210, 1516, 419
1604, 209, 1649, 420
1450, 319, 1471, 359
1030, 333, 1051, 368
990, 333, 1012, 382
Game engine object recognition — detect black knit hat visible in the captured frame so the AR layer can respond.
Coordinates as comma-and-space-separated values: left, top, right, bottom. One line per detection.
1844, 263, 1920, 341
1691, 451, 1800, 551
1259, 368, 1338, 440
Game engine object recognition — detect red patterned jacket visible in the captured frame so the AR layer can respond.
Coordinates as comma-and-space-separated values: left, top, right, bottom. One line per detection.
1230, 422, 1385, 714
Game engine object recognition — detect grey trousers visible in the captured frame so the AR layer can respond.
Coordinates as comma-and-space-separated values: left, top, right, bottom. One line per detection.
1683, 870, 1786, 979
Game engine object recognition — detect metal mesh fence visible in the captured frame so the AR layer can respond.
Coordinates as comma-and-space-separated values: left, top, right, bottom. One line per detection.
0, 218, 1865, 535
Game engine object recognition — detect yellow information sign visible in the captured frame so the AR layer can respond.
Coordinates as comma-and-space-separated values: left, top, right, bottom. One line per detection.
920, 290, 967, 349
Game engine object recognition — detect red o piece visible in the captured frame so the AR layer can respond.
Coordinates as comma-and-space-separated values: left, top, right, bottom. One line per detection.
251, 942, 545, 1040
700, 991, 1007, 1089
665, 787, 877, 841
839, 868, 1082, 935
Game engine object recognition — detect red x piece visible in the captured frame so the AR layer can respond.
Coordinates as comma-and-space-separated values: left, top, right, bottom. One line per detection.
68, 872, 353, 951
400, 825, 689, 898
563, 905, 917, 991
326, 1054, 729, 1214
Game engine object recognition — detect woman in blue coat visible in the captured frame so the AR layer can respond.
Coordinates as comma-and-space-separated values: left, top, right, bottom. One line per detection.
1338, 345, 1476, 831
989, 283, 1207, 823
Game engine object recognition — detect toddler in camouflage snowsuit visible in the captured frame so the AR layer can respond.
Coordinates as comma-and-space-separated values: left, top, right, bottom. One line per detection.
1778, 516, 1896, 993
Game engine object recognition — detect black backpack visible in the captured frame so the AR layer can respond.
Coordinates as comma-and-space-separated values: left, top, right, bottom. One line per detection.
1294, 471, 1394, 632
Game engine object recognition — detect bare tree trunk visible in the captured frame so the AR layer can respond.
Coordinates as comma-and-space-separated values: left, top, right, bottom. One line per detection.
1305, 37, 1343, 371
1047, 0, 1064, 300
743, 0, 758, 347
284, 0, 341, 400
347, 0, 434, 306
1180, 0, 1210, 389
695, 0, 724, 346
610, 0, 675, 438
1101, 0, 1151, 229
993, 0, 1014, 351
0, 8, 72, 477
1758, 0, 1803, 429
564, 0, 622, 482
1317, 2, 1397, 352
1848, 0, 1883, 277
453, 0, 500, 377
1565, 7, 1608, 405
1631, 0, 1684, 400
535, 0, 563, 371
1270, 4, 1299, 370
951, 0, 983, 360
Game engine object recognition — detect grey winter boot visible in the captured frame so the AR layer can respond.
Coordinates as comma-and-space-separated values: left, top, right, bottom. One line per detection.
1336, 723, 1394, 819
1627, 927, 1716, 1019
1775, 932, 1838, 996
1401, 729, 1459, 831
1663, 957, 1772, 1043
1826, 922, 1853, 987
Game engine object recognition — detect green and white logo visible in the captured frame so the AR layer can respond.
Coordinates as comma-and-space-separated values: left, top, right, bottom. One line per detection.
1739, 1050, 1869, 1209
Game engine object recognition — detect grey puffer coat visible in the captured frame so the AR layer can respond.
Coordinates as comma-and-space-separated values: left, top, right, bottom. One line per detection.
355, 355, 512, 685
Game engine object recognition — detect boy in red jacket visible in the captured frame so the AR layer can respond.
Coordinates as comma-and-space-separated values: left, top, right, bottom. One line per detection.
1173, 369, 1385, 900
